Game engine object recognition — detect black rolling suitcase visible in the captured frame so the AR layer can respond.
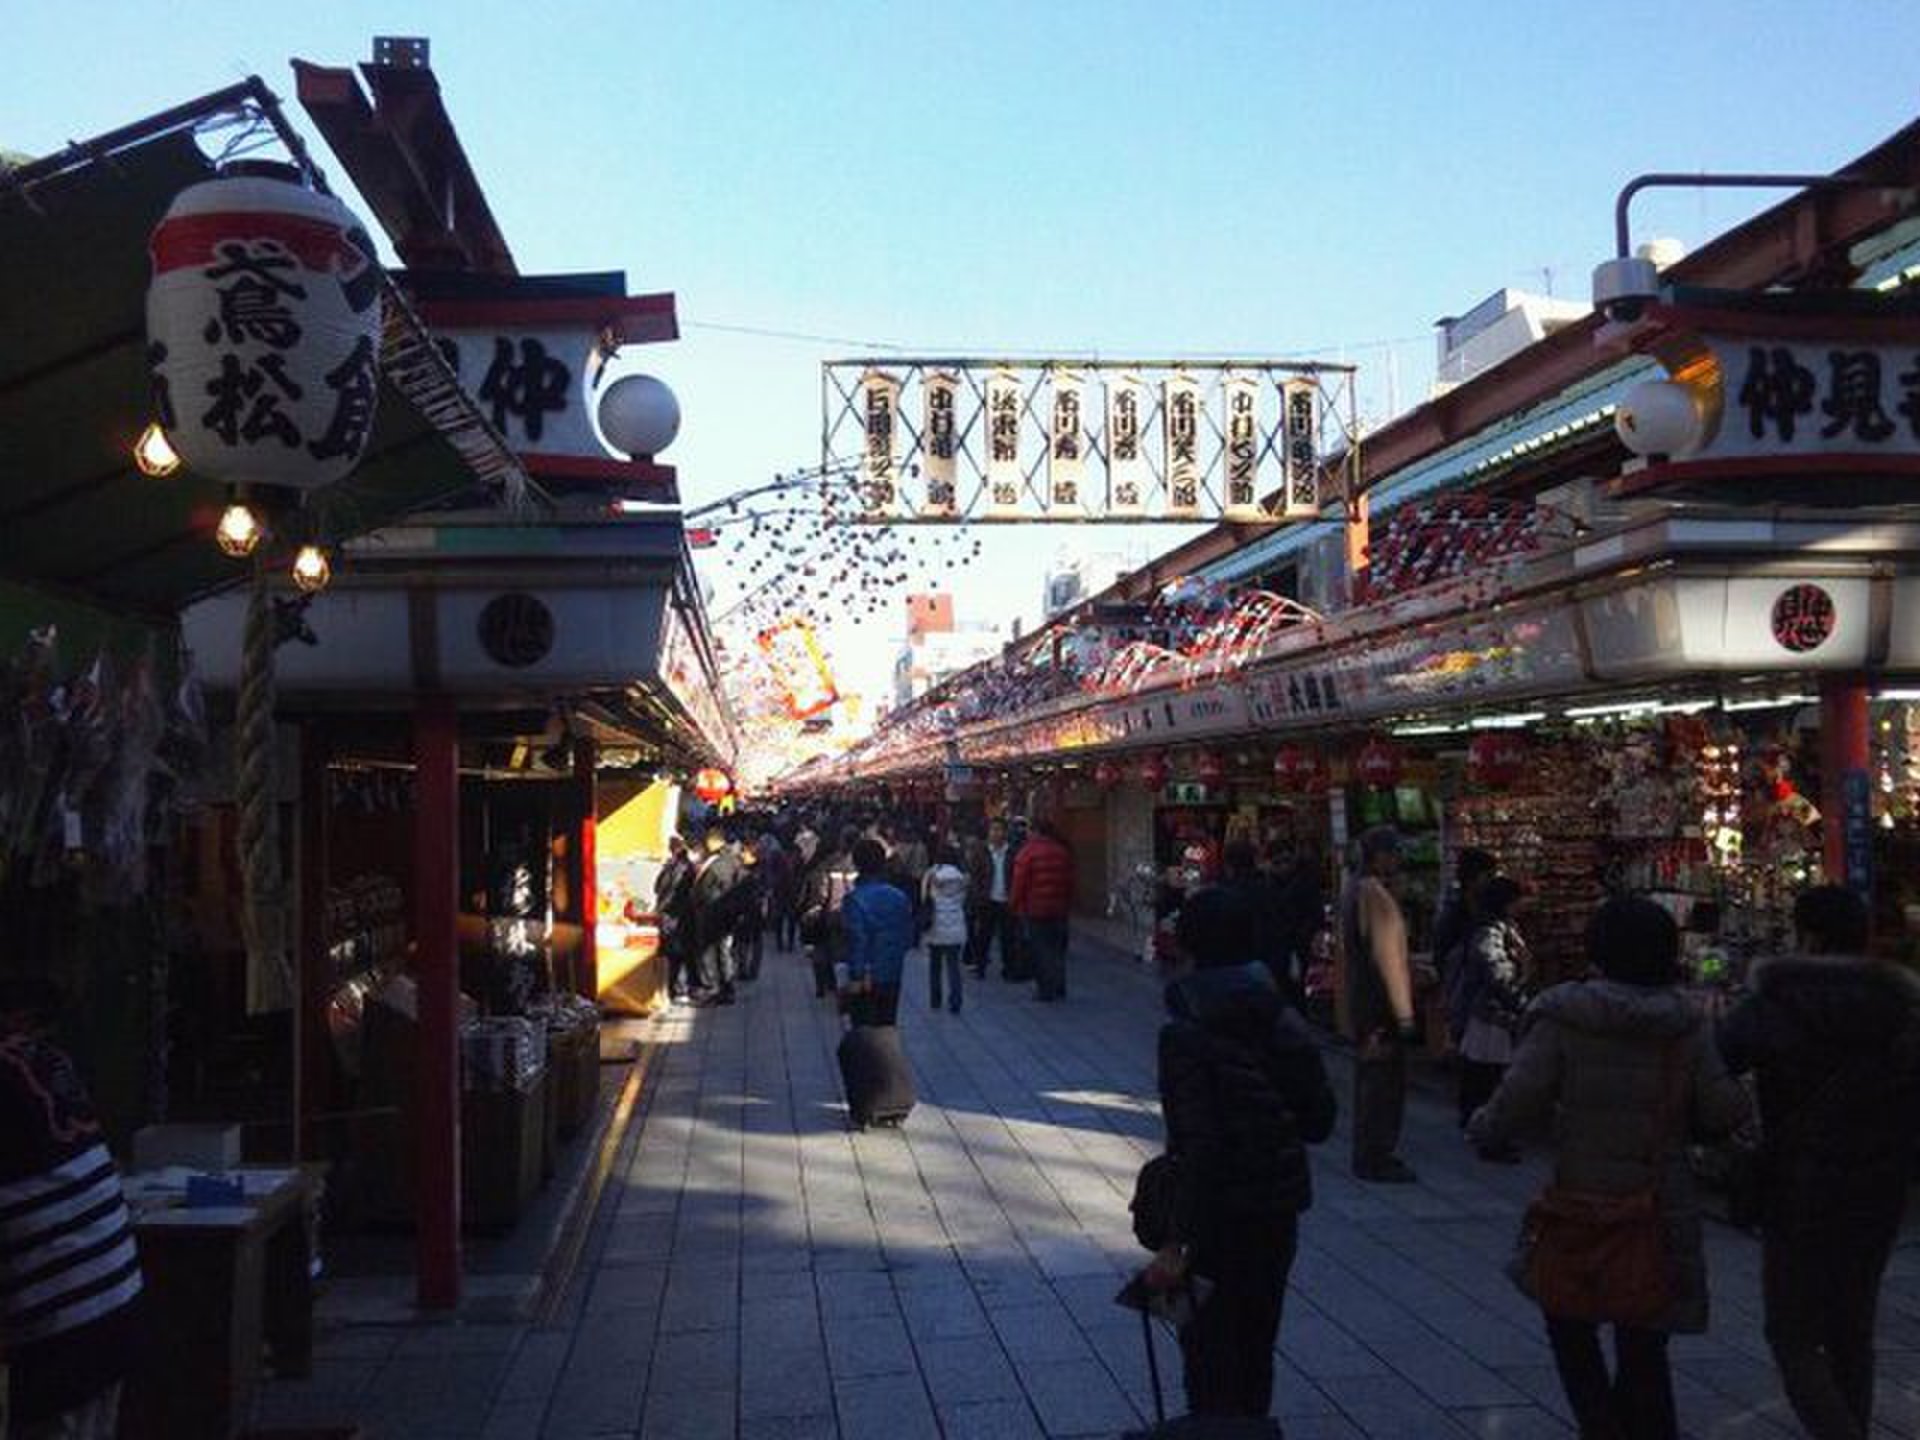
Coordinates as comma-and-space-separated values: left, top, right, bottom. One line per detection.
1117, 1278, 1282, 1439
837, 1025, 915, 1129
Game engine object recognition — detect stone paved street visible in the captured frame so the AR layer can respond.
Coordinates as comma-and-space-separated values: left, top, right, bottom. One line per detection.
254, 934, 1920, 1438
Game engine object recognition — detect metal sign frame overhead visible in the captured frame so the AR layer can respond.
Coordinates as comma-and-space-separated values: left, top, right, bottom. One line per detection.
821, 357, 1358, 525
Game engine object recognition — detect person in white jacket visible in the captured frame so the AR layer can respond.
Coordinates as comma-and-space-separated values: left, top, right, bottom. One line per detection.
922, 843, 972, 1015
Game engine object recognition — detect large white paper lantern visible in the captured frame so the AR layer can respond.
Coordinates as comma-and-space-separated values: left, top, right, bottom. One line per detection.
147, 162, 382, 489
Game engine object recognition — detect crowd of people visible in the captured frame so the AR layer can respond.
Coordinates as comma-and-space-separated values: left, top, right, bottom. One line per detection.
1153, 820, 1920, 1440
641, 804, 1920, 1439
647, 806, 1081, 1022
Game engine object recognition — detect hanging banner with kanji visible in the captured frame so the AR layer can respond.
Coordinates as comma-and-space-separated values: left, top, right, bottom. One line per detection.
820, 358, 1356, 523
920, 371, 960, 517
985, 369, 1024, 516
1281, 379, 1321, 518
1162, 373, 1203, 518
147, 171, 382, 489
1222, 374, 1263, 520
1106, 374, 1149, 517
1047, 368, 1086, 513
859, 368, 901, 516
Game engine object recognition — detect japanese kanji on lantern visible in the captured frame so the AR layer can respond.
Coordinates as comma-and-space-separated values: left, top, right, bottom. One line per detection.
146, 163, 381, 488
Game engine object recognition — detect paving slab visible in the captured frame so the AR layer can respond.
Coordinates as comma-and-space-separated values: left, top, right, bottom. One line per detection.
254, 928, 1920, 1438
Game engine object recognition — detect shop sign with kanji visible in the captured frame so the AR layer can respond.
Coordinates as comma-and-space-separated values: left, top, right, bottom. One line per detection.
1703, 334, 1920, 462
417, 289, 678, 485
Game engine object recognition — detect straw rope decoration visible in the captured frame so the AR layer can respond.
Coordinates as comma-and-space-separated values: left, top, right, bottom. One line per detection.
236, 560, 288, 999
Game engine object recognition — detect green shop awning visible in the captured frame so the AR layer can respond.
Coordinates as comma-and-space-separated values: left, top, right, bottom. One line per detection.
0, 128, 487, 619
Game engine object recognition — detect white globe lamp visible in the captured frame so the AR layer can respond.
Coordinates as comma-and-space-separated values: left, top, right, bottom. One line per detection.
598, 373, 681, 460
1614, 379, 1705, 460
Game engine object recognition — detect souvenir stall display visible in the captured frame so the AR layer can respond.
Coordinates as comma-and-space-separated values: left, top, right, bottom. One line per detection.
1447, 737, 1606, 985
1606, 712, 1822, 981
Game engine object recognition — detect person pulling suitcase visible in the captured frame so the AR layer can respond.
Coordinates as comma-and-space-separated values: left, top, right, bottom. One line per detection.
836, 837, 918, 1129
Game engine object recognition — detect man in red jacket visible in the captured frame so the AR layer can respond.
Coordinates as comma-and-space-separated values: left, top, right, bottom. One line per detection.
1011, 818, 1075, 1001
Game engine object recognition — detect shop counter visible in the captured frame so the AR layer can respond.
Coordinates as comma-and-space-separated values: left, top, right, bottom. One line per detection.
122, 1166, 318, 1439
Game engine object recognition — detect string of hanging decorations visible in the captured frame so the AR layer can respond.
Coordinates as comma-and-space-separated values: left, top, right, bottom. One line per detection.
837, 577, 1323, 771
705, 462, 987, 639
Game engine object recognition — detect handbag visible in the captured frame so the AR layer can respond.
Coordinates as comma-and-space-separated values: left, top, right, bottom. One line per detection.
1129, 1153, 1182, 1251
1510, 1038, 1684, 1326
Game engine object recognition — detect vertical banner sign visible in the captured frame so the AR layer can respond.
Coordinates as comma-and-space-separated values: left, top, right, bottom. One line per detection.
1162, 373, 1203, 517
1843, 769, 1874, 900
1047, 368, 1086, 513
986, 369, 1024, 516
1281, 379, 1320, 518
1105, 374, 1147, 516
860, 369, 900, 516
1222, 374, 1262, 519
920, 371, 960, 517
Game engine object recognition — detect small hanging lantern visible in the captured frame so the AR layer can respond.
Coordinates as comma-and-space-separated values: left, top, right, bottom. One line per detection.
1195, 750, 1227, 785
1137, 752, 1169, 791
1355, 737, 1403, 790
290, 543, 332, 594
147, 162, 382, 491
133, 421, 181, 477
1092, 759, 1122, 789
215, 499, 264, 557
692, 767, 733, 805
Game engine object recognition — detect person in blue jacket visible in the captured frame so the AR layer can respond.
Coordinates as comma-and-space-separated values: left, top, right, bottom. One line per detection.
841, 836, 916, 1026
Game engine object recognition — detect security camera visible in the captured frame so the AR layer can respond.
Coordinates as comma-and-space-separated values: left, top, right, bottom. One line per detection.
1591, 255, 1661, 324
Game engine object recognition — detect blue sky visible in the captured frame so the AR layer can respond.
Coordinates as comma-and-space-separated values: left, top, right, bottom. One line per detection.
6, 2, 1918, 711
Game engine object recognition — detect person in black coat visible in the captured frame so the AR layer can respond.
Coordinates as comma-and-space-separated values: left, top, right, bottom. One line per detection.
653, 835, 697, 1003
1146, 884, 1337, 1420
1719, 885, 1920, 1440
688, 827, 746, 1006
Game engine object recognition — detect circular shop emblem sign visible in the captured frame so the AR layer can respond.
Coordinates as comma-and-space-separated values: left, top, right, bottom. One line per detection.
1770, 583, 1836, 654
477, 592, 555, 668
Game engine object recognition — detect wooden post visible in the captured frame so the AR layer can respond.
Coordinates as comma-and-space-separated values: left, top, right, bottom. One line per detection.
573, 736, 599, 1001
1344, 490, 1371, 604
1820, 674, 1873, 900
412, 695, 461, 1309
295, 723, 331, 1161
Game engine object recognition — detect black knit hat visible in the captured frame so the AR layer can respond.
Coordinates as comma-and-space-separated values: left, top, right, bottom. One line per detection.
1174, 885, 1257, 969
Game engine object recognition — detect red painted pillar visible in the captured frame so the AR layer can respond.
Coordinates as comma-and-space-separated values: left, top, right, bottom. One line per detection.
573, 736, 599, 1001
1820, 674, 1872, 895
413, 695, 461, 1310
295, 723, 331, 1162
